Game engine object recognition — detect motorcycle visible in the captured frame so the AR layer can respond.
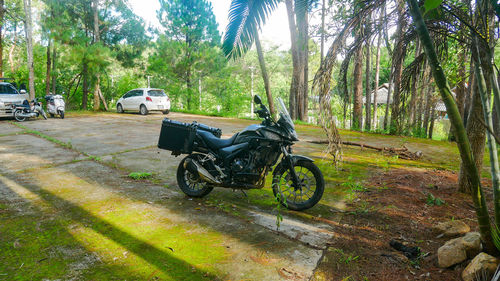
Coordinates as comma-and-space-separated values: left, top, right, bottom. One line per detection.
158, 95, 325, 211
13, 98, 47, 122
45, 94, 65, 119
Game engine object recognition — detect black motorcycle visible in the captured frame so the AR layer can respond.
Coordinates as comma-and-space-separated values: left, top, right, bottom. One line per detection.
158, 95, 324, 211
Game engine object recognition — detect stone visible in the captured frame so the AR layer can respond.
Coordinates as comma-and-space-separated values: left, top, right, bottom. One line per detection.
435, 220, 470, 237
461, 232, 482, 258
437, 238, 467, 268
462, 253, 499, 281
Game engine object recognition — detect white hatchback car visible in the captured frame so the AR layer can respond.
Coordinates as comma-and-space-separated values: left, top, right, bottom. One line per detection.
116, 88, 171, 115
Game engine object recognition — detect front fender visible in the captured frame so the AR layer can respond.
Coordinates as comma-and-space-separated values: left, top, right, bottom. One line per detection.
289, 155, 314, 165
275, 154, 314, 171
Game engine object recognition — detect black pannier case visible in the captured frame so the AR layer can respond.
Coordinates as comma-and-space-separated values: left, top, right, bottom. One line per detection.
158, 118, 222, 155
158, 119, 196, 154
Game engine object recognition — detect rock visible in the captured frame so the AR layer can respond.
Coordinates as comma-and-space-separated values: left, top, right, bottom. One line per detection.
462, 253, 499, 281
437, 238, 467, 268
461, 232, 482, 258
435, 220, 470, 237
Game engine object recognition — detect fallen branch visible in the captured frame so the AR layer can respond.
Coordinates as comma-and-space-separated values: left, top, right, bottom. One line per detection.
309, 140, 423, 160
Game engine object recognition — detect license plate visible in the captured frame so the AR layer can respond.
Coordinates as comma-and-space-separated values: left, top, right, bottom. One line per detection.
158, 105, 163, 109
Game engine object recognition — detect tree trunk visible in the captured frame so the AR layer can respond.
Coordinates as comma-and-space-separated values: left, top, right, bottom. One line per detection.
0, 0, 4, 77
320, 0, 325, 64
364, 40, 372, 131
407, 0, 495, 254
92, 0, 101, 111
389, 1, 406, 135
428, 106, 435, 139
51, 44, 57, 94
408, 39, 421, 132
82, 62, 88, 109
383, 69, 394, 130
352, 43, 363, 130
423, 85, 433, 136
473, 36, 500, 231
45, 40, 51, 96
254, 33, 275, 115
373, 10, 383, 130
23, 0, 35, 100
285, 0, 308, 121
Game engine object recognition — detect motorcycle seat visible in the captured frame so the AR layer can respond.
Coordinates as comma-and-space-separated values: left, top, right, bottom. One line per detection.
197, 130, 239, 150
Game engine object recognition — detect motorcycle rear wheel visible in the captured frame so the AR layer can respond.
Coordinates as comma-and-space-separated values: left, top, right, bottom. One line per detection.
14, 109, 26, 122
176, 155, 214, 198
272, 160, 325, 211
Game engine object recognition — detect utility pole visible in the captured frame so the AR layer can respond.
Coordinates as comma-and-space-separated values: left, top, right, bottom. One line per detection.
197, 70, 202, 110
249, 66, 255, 118
146, 75, 152, 88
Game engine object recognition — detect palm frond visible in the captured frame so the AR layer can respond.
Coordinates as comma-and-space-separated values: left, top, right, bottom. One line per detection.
222, 0, 280, 59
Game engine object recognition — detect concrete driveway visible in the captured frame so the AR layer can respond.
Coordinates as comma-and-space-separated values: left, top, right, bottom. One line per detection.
0, 112, 337, 280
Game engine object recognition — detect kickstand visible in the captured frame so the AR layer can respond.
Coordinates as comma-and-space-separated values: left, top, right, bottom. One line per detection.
240, 190, 249, 202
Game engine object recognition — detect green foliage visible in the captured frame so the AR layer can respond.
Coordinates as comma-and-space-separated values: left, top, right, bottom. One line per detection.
426, 193, 445, 206
128, 172, 153, 180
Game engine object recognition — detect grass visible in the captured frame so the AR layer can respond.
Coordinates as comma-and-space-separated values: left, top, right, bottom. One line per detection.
128, 172, 153, 180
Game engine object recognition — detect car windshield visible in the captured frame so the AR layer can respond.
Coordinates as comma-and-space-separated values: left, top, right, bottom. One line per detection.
0, 84, 18, 95
278, 98, 294, 129
148, 90, 166, 97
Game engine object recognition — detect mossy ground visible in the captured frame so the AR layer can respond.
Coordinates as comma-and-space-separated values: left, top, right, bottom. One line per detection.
0, 113, 490, 280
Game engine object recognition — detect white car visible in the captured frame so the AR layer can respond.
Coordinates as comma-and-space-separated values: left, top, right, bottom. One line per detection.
116, 88, 171, 115
0, 82, 29, 117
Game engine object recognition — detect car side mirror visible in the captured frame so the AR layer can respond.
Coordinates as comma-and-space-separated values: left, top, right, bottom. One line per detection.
254, 95, 262, 105
20, 89, 26, 94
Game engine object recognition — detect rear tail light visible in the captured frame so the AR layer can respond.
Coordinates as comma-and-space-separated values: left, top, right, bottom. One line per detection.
146, 96, 152, 102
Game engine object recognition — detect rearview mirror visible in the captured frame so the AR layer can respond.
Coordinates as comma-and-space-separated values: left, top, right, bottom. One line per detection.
20, 89, 26, 94
253, 95, 262, 105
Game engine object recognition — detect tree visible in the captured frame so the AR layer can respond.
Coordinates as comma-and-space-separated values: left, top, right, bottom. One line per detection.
157, 0, 220, 110
23, 0, 35, 100
407, 0, 496, 253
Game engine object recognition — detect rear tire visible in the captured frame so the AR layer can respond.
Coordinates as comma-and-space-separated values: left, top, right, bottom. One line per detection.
14, 109, 26, 122
272, 160, 324, 211
176, 155, 214, 198
117, 103, 124, 113
139, 104, 148, 115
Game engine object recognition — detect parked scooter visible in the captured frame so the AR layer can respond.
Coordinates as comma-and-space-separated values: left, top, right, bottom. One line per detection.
13, 98, 47, 122
45, 93, 65, 119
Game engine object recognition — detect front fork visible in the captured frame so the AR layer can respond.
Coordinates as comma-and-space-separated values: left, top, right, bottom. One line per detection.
281, 146, 301, 191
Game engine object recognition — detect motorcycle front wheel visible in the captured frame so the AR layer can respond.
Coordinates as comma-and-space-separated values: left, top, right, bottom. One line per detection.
272, 160, 325, 211
176, 155, 214, 198
13, 109, 26, 122
59, 111, 64, 119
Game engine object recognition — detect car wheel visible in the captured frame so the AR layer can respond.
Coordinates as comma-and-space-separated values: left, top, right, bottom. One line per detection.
139, 104, 148, 115
117, 103, 124, 113
162, 110, 169, 115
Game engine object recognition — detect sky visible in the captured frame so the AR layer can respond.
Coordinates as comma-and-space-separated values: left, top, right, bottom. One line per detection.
127, 0, 292, 49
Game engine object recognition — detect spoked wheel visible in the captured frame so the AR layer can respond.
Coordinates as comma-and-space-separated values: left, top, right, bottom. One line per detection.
14, 109, 26, 122
176, 155, 214, 198
272, 160, 325, 211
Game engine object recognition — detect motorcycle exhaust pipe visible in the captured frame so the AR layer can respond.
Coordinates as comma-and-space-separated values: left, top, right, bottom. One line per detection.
17, 112, 36, 118
184, 158, 221, 185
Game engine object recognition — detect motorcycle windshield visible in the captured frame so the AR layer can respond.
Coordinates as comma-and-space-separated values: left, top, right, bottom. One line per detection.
277, 98, 298, 140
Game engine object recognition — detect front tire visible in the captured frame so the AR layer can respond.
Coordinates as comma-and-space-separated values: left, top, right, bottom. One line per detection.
14, 109, 26, 122
272, 160, 324, 211
60, 111, 65, 119
176, 155, 214, 198
139, 104, 148, 115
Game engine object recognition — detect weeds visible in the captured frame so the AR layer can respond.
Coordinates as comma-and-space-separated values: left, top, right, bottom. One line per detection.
128, 172, 153, 180
334, 248, 359, 264
426, 193, 445, 206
